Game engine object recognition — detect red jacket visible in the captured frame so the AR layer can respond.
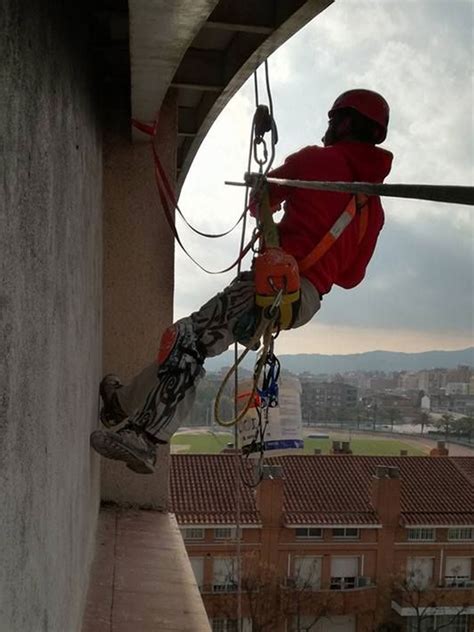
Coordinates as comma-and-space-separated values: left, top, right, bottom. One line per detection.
266, 141, 393, 295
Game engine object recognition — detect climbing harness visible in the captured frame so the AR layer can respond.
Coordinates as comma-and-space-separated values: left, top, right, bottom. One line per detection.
297, 193, 369, 272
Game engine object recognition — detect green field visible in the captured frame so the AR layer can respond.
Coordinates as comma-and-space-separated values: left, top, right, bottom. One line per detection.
172, 431, 233, 453
303, 437, 424, 456
171, 431, 426, 456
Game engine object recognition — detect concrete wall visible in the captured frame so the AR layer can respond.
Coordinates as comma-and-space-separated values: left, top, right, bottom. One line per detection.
100, 93, 177, 507
0, 1, 102, 630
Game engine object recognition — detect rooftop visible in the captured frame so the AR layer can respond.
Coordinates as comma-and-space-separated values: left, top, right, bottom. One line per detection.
169, 454, 474, 527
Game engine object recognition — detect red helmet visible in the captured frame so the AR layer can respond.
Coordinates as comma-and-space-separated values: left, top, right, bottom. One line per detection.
328, 89, 390, 143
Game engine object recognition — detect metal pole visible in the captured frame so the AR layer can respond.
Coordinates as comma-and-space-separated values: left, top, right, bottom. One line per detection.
225, 178, 474, 206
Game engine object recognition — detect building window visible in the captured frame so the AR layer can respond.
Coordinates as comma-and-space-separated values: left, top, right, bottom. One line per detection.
211, 620, 237, 632
435, 615, 468, 632
445, 557, 472, 587
407, 528, 435, 542
215, 527, 233, 540
332, 527, 360, 539
189, 557, 204, 590
213, 557, 237, 593
180, 527, 205, 540
407, 615, 467, 632
211, 619, 252, 632
289, 615, 356, 632
406, 557, 434, 590
293, 556, 322, 589
330, 556, 358, 590
448, 528, 473, 541
214, 527, 241, 540
295, 527, 322, 539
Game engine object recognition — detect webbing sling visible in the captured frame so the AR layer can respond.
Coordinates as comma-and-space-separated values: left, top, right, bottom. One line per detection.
298, 193, 369, 273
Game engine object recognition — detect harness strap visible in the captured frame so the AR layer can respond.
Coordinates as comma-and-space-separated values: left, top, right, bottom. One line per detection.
298, 193, 369, 273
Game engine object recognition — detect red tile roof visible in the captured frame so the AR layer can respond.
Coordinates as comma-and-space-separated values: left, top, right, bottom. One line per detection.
169, 454, 260, 525
452, 456, 474, 482
169, 454, 474, 527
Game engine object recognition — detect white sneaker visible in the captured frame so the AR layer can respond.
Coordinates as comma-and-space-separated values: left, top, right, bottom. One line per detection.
90, 425, 158, 474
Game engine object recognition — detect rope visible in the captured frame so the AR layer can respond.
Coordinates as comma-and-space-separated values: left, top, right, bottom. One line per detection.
153, 144, 260, 274
132, 118, 247, 239
232, 66, 262, 632
238, 177, 474, 207
214, 308, 280, 427
132, 119, 257, 275
230, 61, 278, 632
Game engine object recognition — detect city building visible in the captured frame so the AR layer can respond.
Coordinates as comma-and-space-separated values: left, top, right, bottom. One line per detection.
170, 454, 474, 632
301, 381, 358, 423
430, 393, 474, 416
446, 383, 470, 396
417, 369, 449, 394
447, 367, 472, 385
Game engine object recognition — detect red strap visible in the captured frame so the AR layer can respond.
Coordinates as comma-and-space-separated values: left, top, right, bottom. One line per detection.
150, 134, 256, 274
132, 119, 245, 240
131, 118, 158, 137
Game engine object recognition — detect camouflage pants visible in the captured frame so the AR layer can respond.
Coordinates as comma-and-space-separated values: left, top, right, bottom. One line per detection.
117, 273, 320, 442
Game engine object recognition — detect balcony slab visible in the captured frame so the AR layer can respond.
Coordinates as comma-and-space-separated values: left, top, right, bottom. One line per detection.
82, 506, 211, 632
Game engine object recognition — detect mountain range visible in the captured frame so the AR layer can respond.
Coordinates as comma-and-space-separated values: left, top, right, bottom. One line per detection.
204, 346, 474, 375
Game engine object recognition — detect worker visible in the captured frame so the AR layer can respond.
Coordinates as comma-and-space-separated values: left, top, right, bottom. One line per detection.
91, 89, 393, 474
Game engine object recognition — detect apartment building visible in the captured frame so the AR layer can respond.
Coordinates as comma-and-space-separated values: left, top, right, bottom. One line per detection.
301, 381, 358, 422
170, 454, 474, 632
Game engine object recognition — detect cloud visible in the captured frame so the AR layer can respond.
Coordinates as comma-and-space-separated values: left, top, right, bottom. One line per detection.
318, 211, 473, 332
174, 1, 473, 353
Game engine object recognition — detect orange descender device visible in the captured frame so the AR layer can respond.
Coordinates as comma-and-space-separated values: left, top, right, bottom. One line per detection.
252, 181, 300, 329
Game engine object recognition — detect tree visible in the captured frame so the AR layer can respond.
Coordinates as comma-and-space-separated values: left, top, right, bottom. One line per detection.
349, 402, 370, 430
435, 413, 455, 443
452, 416, 474, 442
211, 554, 334, 632
382, 407, 402, 433
372, 400, 379, 431
386, 570, 468, 632
282, 556, 335, 632
418, 410, 432, 436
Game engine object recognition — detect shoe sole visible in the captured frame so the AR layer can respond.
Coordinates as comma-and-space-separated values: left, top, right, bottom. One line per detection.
90, 431, 155, 475
99, 375, 126, 428
100, 408, 126, 429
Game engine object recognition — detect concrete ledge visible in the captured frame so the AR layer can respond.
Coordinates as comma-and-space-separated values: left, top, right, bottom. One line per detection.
99, 444, 170, 509
82, 507, 211, 632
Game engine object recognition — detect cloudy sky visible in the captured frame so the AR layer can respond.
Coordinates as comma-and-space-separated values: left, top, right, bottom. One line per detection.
175, 0, 473, 356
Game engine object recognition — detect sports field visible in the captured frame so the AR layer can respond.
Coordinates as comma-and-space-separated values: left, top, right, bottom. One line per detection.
171, 430, 426, 456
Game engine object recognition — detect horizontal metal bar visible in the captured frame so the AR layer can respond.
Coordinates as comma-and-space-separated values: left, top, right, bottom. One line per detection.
224, 179, 474, 206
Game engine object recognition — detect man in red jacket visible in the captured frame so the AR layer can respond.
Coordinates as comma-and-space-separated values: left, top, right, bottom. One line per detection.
91, 89, 393, 474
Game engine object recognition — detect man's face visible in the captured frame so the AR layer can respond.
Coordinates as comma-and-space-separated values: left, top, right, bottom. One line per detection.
322, 113, 351, 146
322, 116, 339, 146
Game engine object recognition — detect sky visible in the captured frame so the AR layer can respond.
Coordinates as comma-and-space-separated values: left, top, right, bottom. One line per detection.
174, 0, 473, 356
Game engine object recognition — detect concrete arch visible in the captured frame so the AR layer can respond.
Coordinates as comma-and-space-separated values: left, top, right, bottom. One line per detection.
128, 0, 333, 182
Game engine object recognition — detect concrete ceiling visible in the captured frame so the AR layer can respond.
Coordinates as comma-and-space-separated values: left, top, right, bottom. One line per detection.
94, 0, 334, 184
